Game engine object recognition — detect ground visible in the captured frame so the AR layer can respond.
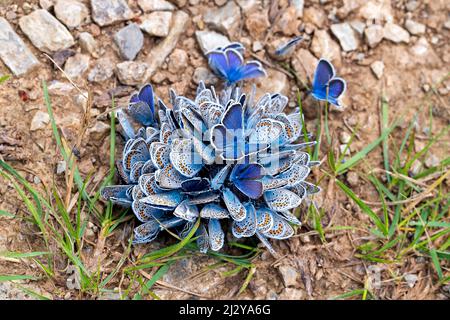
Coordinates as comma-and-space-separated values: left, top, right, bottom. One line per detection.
0, 0, 449, 300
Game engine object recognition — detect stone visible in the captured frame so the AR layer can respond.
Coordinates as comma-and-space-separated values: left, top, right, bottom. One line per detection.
115, 61, 149, 85
0, 18, 40, 76
350, 20, 365, 35
409, 37, 438, 62
404, 19, 426, 35
40, 0, 54, 10
192, 66, 218, 85
74, 92, 88, 110
88, 58, 114, 82
331, 23, 360, 51
383, 23, 410, 44
404, 274, 418, 288
235, 0, 259, 13
444, 19, 450, 30
279, 288, 304, 300
30, 110, 50, 131
340, 144, 351, 156
291, 0, 304, 17
19, 9, 75, 53
144, 11, 189, 79
47, 80, 74, 95
140, 12, 172, 37
204, 1, 241, 37
370, 60, 384, 79
273, 6, 301, 36
358, 0, 393, 22
195, 30, 230, 54
79, 32, 99, 58
168, 49, 188, 73
405, 0, 419, 11
292, 49, 318, 82
253, 41, 263, 52
245, 11, 270, 40
278, 265, 299, 287
64, 53, 90, 79
303, 7, 326, 28
54, 0, 89, 29
425, 153, 439, 168
114, 23, 144, 60
346, 171, 359, 187
364, 24, 384, 48
56, 160, 66, 174
88, 121, 110, 140
310, 30, 341, 67
138, 0, 175, 12
90, 0, 134, 26
339, 131, 351, 144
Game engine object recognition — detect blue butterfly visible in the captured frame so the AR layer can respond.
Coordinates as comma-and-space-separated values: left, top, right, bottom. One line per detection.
274, 36, 303, 56
311, 59, 346, 107
210, 103, 246, 160
128, 84, 156, 126
229, 163, 263, 199
206, 45, 266, 85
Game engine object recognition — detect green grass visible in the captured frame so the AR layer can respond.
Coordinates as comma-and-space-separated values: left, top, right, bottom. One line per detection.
317, 97, 450, 296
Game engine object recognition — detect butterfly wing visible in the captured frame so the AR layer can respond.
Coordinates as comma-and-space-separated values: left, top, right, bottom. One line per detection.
312, 59, 335, 100
138, 84, 155, 116
231, 202, 257, 238
264, 188, 303, 211
208, 219, 225, 251
222, 188, 247, 221
231, 164, 264, 199
200, 203, 229, 219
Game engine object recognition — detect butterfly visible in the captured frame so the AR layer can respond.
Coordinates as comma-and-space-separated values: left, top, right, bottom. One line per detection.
206, 45, 266, 85
128, 84, 156, 126
210, 103, 247, 161
229, 163, 264, 199
311, 59, 346, 107
274, 36, 303, 56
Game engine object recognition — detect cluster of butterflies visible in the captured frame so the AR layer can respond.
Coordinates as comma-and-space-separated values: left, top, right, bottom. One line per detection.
101, 40, 346, 256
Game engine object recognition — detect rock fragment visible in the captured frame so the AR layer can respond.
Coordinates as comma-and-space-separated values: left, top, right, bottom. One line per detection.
278, 265, 299, 287
54, 0, 89, 29
114, 23, 144, 60
370, 60, 384, 79
203, 1, 241, 37
404, 19, 426, 35
79, 32, 100, 57
310, 30, 341, 67
364, 24, 384, 48
90, 0, 134, 26
115, 61, 149, 85
383, 23, 410, 44
19, 9, 75, 53
30, 111, 50, 131
0, 18, 40, 76
195, 30, 230, 54
331, 22, 360, 51
64, 53, 90, 79
137, 0, 175, 12
140, 12, 172, 37
88, 58, 114, 83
